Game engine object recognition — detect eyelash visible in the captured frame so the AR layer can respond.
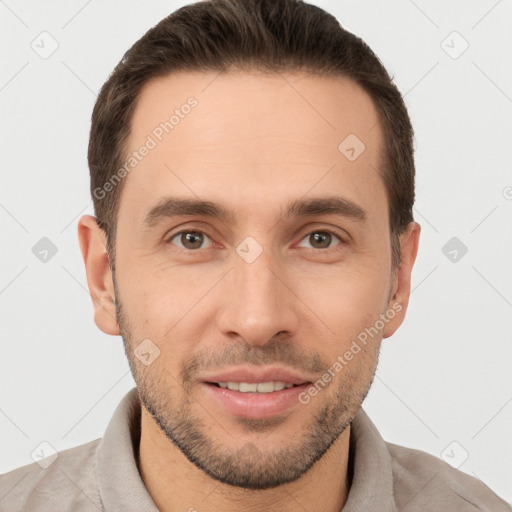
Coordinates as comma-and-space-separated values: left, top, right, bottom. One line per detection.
166, 228, 346, 252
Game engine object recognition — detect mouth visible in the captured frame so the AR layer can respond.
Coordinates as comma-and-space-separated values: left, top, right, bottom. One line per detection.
200, 369, 314, 419
206, 381, 304, 393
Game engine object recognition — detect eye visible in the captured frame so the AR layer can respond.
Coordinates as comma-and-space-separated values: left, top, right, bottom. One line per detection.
167, 230, 213, 250
297, 230, 343, 250
166, 229, 344, 252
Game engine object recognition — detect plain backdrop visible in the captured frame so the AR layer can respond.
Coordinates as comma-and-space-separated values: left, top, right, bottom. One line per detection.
1, 0, 511, 504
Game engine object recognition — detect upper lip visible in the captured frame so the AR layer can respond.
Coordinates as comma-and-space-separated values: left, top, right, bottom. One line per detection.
200, 366, 314, 385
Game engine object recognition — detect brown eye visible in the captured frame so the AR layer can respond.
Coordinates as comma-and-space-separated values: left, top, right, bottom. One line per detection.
168, 231, 213, 250
297, 231, 342, 250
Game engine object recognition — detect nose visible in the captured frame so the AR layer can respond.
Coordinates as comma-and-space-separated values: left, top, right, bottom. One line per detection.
215, 247, 299, 346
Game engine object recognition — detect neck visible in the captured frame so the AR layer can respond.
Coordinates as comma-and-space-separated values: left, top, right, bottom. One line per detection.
138, 406, 352, 512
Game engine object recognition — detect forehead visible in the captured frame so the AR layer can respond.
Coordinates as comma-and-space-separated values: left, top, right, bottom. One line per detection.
119, 70, 386, 228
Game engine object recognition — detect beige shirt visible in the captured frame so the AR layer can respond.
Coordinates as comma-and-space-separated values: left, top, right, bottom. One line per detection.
1, 388, 509, 511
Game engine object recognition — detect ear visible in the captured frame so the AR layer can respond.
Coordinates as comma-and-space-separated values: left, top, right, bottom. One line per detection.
383, 221, 421, 338
77, 215, 120, 336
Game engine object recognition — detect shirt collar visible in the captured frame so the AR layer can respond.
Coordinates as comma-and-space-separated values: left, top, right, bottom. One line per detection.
95, 387, 397, 511
96, 388, 158, 511
343, 407, 397, 511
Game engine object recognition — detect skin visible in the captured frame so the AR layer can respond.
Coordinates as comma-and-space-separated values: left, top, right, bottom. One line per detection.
78, 70, 420, 512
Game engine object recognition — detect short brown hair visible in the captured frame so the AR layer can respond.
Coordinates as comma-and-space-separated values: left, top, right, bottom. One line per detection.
88, 0, 415, 268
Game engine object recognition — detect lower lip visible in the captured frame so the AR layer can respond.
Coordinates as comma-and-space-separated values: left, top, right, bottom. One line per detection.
201, 382, 311, 419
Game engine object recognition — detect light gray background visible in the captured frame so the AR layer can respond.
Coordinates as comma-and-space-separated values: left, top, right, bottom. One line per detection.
1, 0, 511, 504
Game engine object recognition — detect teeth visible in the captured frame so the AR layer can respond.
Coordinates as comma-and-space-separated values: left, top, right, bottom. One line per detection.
240, 382, 258, 392
217, 381, 295, 393
256, 381, 275, 393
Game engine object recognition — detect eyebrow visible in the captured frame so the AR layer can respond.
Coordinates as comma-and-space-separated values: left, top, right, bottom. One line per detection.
142, 195, 367, 229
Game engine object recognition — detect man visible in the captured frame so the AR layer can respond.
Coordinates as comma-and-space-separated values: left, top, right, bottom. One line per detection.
1, 0, 509, 510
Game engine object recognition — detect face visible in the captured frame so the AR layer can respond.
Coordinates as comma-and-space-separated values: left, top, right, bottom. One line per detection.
84, 70, 418, 490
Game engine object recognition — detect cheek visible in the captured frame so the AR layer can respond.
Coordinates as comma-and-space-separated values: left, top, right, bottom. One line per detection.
119, 255, 215, 321
118, 270, 218, 365
301, 264, 389, 319
290, 267, 390, 363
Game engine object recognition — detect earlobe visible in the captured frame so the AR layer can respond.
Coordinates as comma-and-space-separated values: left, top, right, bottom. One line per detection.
383, 221, 421, 339
77, 215, 120, 336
